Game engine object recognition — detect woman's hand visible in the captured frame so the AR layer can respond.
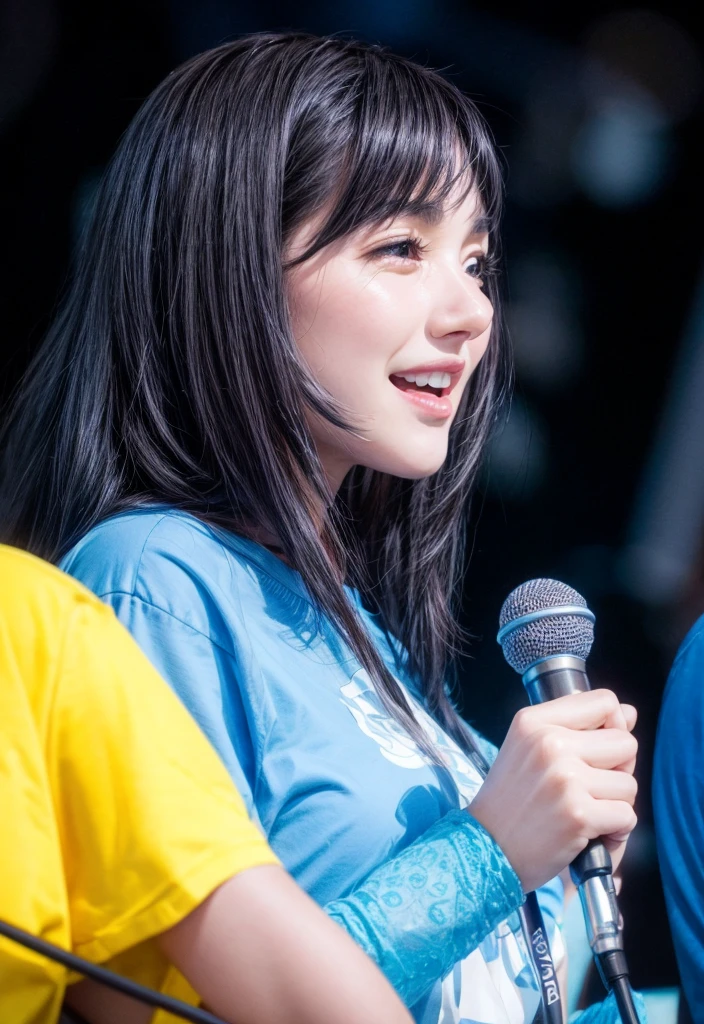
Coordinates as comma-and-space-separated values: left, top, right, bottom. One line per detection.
468, 689, 638, 893
602, 701, 637, 878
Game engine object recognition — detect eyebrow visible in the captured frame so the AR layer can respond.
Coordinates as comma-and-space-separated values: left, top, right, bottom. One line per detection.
390, 201, 493, 235
467, 214, 493, 236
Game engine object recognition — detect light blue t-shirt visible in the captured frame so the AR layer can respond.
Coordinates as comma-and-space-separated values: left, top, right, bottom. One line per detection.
61, 509, 563, 1024
653, 614, 704, 1019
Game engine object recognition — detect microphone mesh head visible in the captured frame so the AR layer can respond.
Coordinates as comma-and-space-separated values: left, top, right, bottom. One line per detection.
498, 578, 594, 674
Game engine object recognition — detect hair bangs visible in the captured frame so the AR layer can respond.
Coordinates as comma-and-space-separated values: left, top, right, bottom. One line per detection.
294, 50, 503, 264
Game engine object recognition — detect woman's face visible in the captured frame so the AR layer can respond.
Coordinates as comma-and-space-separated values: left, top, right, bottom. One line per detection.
286, 185, 494, 490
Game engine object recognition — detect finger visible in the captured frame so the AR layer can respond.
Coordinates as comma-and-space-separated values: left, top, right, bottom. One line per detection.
524, 689, 627, 732
586, 800, 637, 840
571, 728, 638, 770
602, 831, 631, 849
621, 704, 637, 732
585, 766, 638, 803
614, 753, 637, 776
605, 837, 629, 875
605, 831, 634, 847
613, 707, 638, 772
602, 700, 628, 732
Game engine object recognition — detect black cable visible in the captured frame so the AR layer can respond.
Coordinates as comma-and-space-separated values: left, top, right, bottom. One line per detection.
611, 976, 640, 1024
597, 950, 640, 1024
0, 919, 227, 1024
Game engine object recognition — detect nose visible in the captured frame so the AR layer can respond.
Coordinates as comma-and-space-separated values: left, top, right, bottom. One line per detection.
426, 266, 494, 346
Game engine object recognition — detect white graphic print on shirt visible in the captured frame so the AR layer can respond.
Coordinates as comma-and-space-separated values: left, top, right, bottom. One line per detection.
340, 669, 545, 1024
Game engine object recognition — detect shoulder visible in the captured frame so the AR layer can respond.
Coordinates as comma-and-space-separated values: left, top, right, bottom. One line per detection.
0, 541, 108, 636
2, 541, 103, 601
667, 613, 704, 683
59, 509, 298, 662
653, 614, 704, 824
61, 509, 212, 592
60, 509, 260, 614
657, 613, 704, 740
0, 543, 138, 720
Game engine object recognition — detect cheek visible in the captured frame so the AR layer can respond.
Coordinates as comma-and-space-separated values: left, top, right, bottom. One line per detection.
290, 271, 418, 389
471, 317, 493, 365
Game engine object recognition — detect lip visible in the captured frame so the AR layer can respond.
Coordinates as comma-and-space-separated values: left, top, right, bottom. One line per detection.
388, 358, 465, 419
393, 388, 454, 420
392, 358, 465, 378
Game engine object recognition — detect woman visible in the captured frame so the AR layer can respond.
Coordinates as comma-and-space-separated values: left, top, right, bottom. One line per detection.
0, 34, 640, 1023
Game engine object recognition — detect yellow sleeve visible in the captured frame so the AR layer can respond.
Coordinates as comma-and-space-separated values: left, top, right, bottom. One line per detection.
48, 594, 279, 967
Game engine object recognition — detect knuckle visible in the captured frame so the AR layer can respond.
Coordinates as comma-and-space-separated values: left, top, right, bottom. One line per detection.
536, 728, 565, 764
557, 760, 578, 788
569, 803, 589, 834
620, 741, 638, 769
513, 706, 535, 737
559, 777, 580, 810
546, 767, 570, 801
616, 806, 638, 833
596, 688, 620, 711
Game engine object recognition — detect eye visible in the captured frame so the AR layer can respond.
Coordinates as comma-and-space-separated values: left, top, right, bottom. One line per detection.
371, 237, 427, 261
465, 255, 485, 278
465, 252, 499, 287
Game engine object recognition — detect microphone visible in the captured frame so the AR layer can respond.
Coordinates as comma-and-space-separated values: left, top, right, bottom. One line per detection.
497, 578, 639, 1024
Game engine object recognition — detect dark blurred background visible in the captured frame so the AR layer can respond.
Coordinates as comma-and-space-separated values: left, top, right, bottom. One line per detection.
2, 0, 703, 1009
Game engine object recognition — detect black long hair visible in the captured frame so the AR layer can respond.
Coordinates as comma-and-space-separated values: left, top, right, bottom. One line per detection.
0, 33, 509, 760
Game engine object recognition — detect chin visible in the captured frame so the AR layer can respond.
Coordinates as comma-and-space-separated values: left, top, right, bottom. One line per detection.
395, 462, 445, 480
369, 441, 449, 480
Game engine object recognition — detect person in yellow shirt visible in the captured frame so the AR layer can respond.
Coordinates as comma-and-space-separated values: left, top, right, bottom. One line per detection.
0, 544, 413, 1024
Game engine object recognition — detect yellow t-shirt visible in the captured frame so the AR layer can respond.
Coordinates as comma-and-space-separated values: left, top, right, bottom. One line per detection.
0, 544, 279, 1024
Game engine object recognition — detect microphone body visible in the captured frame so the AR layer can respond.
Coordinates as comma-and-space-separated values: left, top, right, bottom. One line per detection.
522, 654, 623, 967
497, 580, 638, 1023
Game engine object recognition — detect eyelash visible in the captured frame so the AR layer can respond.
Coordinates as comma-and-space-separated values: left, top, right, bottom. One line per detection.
370, 236, 499, 282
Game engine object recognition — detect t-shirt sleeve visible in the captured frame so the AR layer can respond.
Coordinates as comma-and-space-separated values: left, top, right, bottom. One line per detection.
653, 619, 704, 1018
48, 595, 279, 965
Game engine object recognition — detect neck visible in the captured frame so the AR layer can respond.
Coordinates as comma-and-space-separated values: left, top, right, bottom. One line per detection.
316, 444, 354, 496
242, 446, 353, 567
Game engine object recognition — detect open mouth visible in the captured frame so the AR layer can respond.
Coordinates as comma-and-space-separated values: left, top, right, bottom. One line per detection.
389, 371, 453, 398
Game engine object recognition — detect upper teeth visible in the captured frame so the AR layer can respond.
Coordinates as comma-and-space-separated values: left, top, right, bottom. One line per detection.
401, 372, 452, 388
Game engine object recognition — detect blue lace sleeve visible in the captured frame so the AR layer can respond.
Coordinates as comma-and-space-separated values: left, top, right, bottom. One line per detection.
325, 808, 524, 1007
570, 989, 647, 1024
